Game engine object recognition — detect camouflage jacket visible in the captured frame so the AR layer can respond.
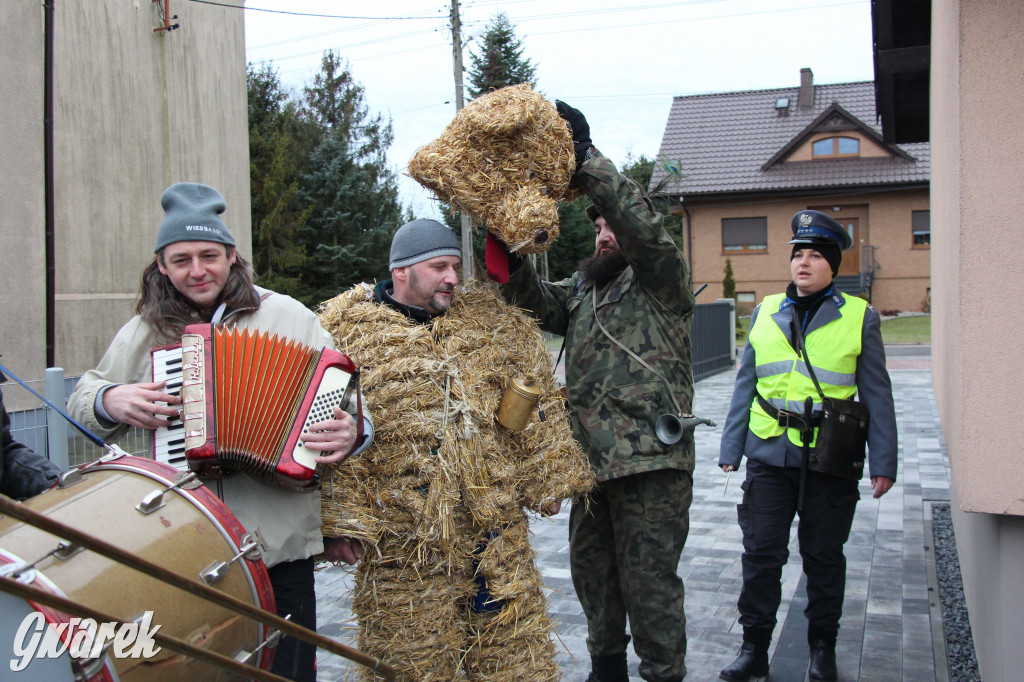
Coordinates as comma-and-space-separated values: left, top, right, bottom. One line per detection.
500, 152, 695, 482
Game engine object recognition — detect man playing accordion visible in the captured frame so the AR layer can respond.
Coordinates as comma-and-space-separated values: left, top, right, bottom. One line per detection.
68, 182, 371, 681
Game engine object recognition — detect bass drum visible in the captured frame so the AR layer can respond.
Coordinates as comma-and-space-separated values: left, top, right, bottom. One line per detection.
0, 456, 275, 680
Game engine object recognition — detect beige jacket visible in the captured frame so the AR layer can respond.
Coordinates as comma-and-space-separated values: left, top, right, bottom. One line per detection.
68, 287, 337, 568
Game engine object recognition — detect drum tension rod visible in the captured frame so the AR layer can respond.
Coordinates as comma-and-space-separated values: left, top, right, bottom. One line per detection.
0, 540, 83, 584
201, 530, 263, 585
136, 471, 201, 515
57, 445, 132, 489
235, 614, 289, 666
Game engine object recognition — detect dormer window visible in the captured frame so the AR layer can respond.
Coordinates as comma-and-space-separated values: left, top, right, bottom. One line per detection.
812, 136, 860, 158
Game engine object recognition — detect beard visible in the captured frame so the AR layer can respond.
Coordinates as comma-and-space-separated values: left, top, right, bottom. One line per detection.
408, 267, 455, 314
578, 248, 627, 286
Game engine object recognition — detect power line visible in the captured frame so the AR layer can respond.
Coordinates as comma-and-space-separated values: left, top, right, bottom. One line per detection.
248, 27, 443, 63
247, 6, 448, 51
516, 0, 863, 29
189, 0, 435, 20
271, 42, 446, 79
246, 1, 865, 65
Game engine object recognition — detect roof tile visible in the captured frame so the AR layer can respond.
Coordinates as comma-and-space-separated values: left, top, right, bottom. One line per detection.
651, 81, 930, 196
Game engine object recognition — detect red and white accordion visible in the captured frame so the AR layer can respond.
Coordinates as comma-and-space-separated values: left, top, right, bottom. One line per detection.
152, 323, 360, 492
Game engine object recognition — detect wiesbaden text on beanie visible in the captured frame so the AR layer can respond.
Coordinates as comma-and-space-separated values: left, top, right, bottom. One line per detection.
154, 182, 236, 253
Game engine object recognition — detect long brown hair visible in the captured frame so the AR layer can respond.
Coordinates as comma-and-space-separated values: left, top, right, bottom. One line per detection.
136, 247, 260, 342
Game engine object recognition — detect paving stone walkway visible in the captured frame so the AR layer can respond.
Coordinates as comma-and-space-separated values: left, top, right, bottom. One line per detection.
314, 350, 948, 682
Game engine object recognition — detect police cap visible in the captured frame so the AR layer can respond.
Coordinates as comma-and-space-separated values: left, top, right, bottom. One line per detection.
788, 210, 853, 251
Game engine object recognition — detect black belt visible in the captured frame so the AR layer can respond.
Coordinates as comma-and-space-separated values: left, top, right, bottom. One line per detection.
756, 395, 820, 433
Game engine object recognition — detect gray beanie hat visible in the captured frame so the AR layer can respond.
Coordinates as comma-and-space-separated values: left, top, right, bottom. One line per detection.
389, 218, 461, 269
154, 182, 236, 253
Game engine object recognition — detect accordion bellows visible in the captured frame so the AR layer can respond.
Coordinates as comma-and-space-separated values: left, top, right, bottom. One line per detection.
180, 324, 358, 491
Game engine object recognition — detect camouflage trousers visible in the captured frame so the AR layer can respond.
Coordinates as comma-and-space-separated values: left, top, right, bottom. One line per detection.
569, 468, 693, 682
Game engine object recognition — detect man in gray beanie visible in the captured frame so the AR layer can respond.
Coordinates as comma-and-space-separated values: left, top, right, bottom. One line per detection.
68, 181, 371, 681
382, 217, 462, 319
316, 215, 596, 681
154, 181, 236, 252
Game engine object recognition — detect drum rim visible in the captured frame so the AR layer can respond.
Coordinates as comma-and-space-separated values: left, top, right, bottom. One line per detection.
82, 456, 275, 667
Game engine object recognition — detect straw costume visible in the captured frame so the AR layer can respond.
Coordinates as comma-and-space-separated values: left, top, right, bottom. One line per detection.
407, 83, 582, 258
319, 281, 593, 681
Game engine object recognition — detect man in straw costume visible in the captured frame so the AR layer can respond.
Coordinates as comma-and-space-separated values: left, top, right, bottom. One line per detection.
318, 218, 594, 681
493, 101, 696, 682
68, 182, 370, 681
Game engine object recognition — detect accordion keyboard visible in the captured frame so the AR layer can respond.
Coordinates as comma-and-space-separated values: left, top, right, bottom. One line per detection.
152, 345, 189, 471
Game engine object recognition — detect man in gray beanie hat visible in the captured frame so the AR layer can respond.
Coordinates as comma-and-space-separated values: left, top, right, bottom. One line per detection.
316, 213, 595, 682
388, 217, 462, 269
69, 181, 372, 682
381, 218, 462, 319
154, 182, 237, 252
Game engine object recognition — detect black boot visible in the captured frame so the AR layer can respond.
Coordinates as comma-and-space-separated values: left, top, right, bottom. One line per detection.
807, 638, 837, 681
719, 641, 769, 681
586, 652, 629, 682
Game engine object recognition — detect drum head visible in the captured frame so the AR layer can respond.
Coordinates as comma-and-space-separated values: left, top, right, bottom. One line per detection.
0, 456, 273, 680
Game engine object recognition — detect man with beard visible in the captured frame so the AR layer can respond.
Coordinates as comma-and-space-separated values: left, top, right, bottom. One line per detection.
494, 101, 696, 682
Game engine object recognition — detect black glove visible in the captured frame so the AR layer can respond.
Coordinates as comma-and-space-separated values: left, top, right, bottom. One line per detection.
556, 100, 594, 167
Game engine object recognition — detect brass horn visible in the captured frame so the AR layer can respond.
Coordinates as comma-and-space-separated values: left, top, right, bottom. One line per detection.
655, 413, 718, 445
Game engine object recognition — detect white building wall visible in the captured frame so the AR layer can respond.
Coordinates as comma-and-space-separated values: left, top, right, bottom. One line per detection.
0, 0, 251, 379
0, 3, 47, 382
931, 0, 1024, 679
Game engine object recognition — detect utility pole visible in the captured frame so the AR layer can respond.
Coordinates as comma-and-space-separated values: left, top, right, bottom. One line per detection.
450, 0, 475, 279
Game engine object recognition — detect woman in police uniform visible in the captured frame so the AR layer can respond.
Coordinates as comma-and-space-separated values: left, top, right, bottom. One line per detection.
717, 210, 897, 682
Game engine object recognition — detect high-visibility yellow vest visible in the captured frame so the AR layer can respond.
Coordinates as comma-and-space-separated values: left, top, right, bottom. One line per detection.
748, 292, 867, 447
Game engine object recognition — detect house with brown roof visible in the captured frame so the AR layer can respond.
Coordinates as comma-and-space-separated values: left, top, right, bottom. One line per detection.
651, 68, 930, 313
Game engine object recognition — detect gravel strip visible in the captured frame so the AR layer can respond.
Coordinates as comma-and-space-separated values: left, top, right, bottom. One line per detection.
931, 503, 981, 681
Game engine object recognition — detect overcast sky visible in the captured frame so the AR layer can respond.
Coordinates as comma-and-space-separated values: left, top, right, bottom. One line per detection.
242, 0, 876, 219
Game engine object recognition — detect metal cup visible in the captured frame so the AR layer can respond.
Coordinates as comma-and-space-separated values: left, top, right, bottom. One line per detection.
496, 377, 543, 431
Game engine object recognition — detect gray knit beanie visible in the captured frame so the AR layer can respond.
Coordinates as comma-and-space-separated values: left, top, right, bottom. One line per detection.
154, 182, 236, 253
389, 218, 461, 269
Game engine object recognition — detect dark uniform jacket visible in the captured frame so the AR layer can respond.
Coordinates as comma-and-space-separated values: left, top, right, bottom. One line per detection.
500, 152, 696, 482
718, 293, 898, 480
1, 378, 61, 499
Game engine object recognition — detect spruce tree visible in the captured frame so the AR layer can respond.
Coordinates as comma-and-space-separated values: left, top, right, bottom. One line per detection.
295, 51, 404, 306
247, 62, 309, 295
248, 54, 408, 307
467, 13, 537, 99
723, 259, 736, 300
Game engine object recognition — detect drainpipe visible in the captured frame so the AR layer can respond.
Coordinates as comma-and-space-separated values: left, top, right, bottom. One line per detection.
44, 0, 56, 368
682, 205, 694, 283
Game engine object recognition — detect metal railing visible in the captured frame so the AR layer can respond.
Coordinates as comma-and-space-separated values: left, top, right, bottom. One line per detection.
3, 369, 149, 471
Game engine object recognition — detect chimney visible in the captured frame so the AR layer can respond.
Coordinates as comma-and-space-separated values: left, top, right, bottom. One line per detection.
798, 68, 814, 110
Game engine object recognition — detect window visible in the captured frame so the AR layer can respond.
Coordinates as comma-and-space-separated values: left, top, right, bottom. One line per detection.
736, 291, 756, 317
722, 217, 767, 253
912, 210, 930, 247
812, 136, 860, 158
